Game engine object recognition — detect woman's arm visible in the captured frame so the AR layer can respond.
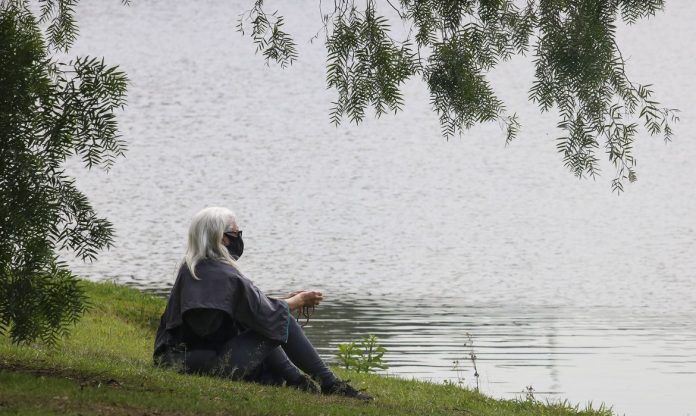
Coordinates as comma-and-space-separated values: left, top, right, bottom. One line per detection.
278, 290, 303, 299
285, 291, 323, 312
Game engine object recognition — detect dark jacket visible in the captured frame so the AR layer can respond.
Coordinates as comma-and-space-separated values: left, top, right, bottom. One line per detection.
153, 259, 290, 362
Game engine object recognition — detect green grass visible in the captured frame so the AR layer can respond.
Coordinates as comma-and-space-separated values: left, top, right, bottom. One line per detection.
0, 280, 616, 415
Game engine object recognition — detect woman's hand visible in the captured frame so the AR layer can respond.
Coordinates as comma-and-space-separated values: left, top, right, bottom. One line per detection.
299, 290, 323, 307
285, 290, 323, 312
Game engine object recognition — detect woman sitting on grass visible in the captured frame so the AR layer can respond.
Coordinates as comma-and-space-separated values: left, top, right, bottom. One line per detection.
153, 206, 371, 400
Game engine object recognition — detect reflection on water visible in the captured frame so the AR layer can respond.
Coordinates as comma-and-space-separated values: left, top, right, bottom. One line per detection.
65, 0, 696, 415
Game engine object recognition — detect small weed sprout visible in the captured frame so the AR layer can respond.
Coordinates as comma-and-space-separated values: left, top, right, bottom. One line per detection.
524, 385, 536, 402
463, 332, 480, 392
336, 341, 360, 370
450, 359, 465, 388
335, 335, 388, 373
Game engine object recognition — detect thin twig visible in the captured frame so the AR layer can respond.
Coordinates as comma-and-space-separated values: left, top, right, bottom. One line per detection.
384, 0, 405, 19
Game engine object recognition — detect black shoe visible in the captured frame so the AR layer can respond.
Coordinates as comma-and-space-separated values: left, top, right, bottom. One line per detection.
286, 374, 320, 394
321, 379, 373, 400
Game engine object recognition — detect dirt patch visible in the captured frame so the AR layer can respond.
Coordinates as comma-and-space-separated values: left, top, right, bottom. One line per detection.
61, 402, 193, 416
0, 361, 125, 389
0, 362, 195, 416
3, 396, 193, 416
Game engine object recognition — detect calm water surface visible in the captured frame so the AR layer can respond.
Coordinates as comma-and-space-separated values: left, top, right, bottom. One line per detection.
61, 1, 696, 415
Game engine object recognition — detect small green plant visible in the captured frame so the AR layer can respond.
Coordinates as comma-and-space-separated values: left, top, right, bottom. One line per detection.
335, 335, 388, 373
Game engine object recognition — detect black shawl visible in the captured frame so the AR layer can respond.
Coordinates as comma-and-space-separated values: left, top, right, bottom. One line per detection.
153, 259, 290, 360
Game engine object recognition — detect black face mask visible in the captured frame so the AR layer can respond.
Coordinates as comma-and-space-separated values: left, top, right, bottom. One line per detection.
225, 235, 244, 260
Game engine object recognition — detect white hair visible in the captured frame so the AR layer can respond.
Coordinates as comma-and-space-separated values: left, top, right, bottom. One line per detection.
183, 206, 239, 279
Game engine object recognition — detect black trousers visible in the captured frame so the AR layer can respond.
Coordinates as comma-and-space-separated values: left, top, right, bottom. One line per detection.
161, 318, 336, 386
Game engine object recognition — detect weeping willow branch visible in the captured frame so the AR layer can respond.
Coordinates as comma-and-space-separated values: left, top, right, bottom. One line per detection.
239, 0, 677, 193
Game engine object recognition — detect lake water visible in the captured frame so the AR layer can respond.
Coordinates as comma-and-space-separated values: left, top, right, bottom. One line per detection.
61, 1, 696, 415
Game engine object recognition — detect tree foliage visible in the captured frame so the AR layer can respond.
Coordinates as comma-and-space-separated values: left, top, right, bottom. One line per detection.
239, 0, 678, 192
0, 1, 128, 344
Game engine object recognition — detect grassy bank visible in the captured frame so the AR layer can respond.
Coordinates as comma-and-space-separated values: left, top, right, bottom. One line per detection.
0, 281, 615, 415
